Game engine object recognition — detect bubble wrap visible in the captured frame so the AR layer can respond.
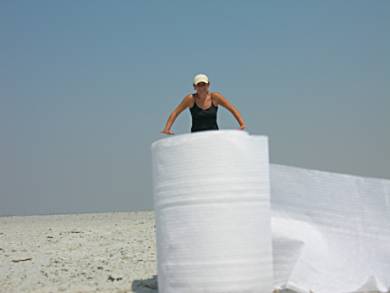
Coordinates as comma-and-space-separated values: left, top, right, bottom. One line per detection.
151, 130, 273, 293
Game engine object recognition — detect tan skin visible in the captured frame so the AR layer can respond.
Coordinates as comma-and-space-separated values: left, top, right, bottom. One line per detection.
161, 81, 246, 135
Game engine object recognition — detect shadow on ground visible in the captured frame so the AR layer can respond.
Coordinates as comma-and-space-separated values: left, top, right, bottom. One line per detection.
131, 276, 303, 293
132, 275, 158, 293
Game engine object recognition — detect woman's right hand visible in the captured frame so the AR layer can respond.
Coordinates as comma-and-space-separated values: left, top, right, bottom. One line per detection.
161, 129, 174, 135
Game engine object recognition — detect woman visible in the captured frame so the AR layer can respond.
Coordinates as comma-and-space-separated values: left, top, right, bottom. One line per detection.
161, 73, 246, 135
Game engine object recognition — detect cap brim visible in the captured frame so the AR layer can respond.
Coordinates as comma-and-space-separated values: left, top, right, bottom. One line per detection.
194, 80, 209, 85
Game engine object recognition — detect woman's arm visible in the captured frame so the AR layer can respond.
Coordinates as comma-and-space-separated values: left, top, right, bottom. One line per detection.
213, 92, 246, 129
161, 95, 193, 135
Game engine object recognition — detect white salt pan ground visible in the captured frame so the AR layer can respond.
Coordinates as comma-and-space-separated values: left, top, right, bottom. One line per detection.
0, 210, 383, 292
0, 211, 158, 293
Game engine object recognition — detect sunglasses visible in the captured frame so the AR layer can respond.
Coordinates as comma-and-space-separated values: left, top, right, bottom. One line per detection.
196, 82, 208, 87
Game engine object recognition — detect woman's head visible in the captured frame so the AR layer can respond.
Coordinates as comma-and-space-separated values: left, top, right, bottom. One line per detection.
193, 73, 210, 94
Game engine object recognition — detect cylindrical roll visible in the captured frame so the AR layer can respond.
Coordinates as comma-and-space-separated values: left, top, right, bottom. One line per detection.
151, 130, 273, 293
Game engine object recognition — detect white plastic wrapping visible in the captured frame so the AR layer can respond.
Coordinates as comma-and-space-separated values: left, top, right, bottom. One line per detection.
151, 130, 273, 293
270, 164, 390, 293
151, 130, 390, 293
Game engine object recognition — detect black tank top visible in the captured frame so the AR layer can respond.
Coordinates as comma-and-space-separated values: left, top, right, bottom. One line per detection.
189, 93, 219, 133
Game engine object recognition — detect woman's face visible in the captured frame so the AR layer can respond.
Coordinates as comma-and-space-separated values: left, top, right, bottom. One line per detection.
194, 82, 210, 94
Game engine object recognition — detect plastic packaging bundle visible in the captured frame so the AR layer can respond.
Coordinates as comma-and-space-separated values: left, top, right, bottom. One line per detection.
270, 164, 390, 293
151, 130, 390, 293
151, 130, 273, 293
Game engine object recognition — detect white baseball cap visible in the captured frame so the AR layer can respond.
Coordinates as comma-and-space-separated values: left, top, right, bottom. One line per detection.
193, 73, 209, 85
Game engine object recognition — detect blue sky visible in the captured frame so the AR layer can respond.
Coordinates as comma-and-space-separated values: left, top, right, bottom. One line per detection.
1, 1, 389, 216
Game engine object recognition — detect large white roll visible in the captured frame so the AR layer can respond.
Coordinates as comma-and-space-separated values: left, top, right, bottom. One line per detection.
151, 130, 273, 293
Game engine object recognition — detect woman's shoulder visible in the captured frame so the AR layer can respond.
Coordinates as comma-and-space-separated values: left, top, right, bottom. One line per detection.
211, 92, 224, 106
185, 93, 196, 107
211, 91, 223, 98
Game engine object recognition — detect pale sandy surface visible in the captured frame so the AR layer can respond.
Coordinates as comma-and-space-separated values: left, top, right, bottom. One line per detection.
0, 210, 301, 293
0, 211, 158, 293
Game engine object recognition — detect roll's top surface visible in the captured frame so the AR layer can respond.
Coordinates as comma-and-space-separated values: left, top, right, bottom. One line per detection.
151, 129, 267, 150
